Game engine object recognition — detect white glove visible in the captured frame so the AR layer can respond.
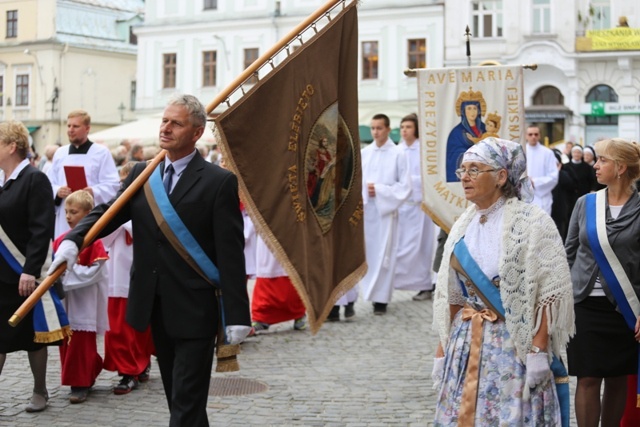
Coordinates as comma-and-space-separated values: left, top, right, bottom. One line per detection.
526, 352, 550, 388
431, 357, 445, 390
225, 325, 252, 345
47, 240, 79, 276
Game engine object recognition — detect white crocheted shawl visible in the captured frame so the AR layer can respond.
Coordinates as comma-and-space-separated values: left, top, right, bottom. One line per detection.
433, 197, 575, 363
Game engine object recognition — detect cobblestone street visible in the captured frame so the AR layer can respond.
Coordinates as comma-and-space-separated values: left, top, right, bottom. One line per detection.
0, 286, 578, 426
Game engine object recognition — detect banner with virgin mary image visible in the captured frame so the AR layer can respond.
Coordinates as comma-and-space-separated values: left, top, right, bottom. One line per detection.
213, 4, 365, 333
417, 65, 525, 231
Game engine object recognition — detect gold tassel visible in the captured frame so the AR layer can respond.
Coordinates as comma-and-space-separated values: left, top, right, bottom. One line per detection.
214, 292, 240, 372
636, 393, 640, 408
215, 343, 240, 372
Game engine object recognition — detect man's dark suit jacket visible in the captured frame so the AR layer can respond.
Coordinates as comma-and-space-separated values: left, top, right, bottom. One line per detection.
66, 154, 250, 338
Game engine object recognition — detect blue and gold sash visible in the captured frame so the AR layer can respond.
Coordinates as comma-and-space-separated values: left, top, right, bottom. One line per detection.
0, 226, 70, 343
452, 239, 505, 319
452, 238, 570, 427
585, 190, 640, 406
144, 165, 232, 340
145, 165, 220, 286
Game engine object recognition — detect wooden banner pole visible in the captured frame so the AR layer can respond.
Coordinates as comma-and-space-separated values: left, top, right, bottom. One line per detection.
9, 152, 164, 327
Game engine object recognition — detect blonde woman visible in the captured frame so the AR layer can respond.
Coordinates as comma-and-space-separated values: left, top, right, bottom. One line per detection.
565, 138, 640, 426
0, 121, 55, 412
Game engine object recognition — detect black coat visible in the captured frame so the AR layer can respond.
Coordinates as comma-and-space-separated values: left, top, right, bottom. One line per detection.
0, 165, 54, 353
67, 154, 250, 339
551, 164, 577, 241
0, 165, 54, 281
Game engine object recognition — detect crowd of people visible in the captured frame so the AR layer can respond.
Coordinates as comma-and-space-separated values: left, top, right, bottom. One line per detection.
0, 96, 251, 427
1, 95, 640, 427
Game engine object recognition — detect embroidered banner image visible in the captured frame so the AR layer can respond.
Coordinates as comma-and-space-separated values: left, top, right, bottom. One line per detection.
417, 65, 525, 231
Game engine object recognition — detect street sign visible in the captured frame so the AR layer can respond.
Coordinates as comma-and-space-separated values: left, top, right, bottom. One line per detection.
590, 101, 605, 117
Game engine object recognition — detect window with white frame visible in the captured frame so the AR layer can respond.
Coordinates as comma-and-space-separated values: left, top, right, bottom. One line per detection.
471, 0, 503, 38
591, 0, 610, 30
130, 81, 136, 111
203, 0, 217, 10
163, 53, 176, 89
202, 51, 217, 87
244, 48, 259, 85
532, 0, 551, 34
15, 74, 29, 106
6, 10, 17, 38
407, 38, 426, 70
362, 41, 378, 80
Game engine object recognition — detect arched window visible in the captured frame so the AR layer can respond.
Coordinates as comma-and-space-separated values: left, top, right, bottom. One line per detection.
585, 84, 618, 125
532, 85, 564, 105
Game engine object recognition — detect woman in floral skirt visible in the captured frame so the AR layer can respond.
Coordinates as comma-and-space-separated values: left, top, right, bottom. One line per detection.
431, 137, 575, 425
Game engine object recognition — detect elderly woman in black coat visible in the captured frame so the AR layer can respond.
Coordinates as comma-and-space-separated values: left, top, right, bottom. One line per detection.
0, 121, 55, 412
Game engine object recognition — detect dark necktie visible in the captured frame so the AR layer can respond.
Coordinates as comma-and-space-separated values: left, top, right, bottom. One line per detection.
163, 164, 174, 194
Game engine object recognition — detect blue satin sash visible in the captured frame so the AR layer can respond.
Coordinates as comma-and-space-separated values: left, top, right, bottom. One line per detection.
148, 166, 220, 285
453, 239, 505, 317
0, 236, 70, 343
453, 238, 570, 427
147, 166, 229, 336
585, 191, 640, 407
585, 191, 640, 328
0, 239, 24, 274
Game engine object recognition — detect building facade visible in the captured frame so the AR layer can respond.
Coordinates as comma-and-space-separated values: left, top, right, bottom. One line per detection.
0, 0, 143, 153
444, 0, 640, 146
134, 0, 444, 140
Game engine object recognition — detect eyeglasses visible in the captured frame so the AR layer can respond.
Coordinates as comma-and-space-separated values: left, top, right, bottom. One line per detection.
455, 167, 497, 180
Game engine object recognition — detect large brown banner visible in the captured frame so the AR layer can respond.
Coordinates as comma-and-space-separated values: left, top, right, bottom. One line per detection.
214, 4, 365, 333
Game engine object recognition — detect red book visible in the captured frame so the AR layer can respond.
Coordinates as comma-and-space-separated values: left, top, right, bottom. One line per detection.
64, 165, 88, 192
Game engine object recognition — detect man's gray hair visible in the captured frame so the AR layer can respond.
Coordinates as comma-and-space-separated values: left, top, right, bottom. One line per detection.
167, 94, 207, 128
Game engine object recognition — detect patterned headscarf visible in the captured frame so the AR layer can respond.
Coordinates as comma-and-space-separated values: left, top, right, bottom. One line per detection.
461, 137, 534, 202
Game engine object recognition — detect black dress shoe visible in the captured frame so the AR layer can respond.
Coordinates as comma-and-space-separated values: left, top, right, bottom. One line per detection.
344, 302, 355, 319
138, 362, 151, 383
328, 305, 340, 321
373, 302, 387, 315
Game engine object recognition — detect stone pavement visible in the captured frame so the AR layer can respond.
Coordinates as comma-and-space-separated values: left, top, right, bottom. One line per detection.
1, 287, 578, 426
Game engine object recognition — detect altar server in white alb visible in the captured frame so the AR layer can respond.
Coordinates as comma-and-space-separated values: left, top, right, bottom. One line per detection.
525, 125, 558, 215
359, 113, 411, 315
394, 114, 437, 301
47, 110, 120, 237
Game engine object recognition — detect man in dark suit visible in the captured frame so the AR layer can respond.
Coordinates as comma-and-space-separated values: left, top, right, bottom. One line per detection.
49, 94, 251, 426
